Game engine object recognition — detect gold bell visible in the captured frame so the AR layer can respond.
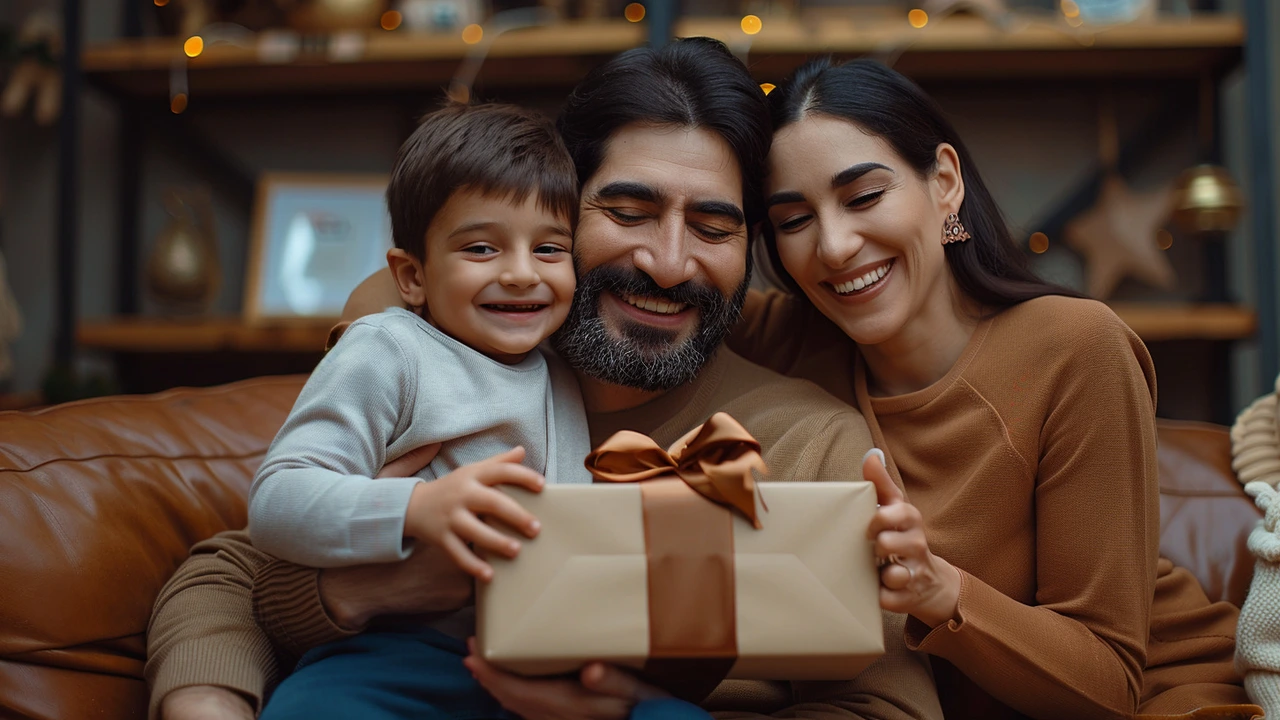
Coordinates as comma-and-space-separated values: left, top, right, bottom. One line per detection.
1171, 164, 1244, 234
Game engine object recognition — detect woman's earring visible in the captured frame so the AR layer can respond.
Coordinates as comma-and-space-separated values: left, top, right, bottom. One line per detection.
942, 213, 970, 245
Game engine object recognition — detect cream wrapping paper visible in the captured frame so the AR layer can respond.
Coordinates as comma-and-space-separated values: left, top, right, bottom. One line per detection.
475, 480, 884, 681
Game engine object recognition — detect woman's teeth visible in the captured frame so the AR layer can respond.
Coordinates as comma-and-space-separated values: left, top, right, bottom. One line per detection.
831, 262, 891, 295
622, 294, 688, 315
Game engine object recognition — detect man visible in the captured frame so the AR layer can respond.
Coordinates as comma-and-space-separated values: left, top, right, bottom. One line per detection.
148, 38, 943, 720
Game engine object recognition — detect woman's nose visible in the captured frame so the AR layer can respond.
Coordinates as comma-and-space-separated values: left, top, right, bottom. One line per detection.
815, 219, 864, 269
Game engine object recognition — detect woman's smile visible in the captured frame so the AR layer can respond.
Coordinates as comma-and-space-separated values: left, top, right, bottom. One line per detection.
824, 258, 895, 300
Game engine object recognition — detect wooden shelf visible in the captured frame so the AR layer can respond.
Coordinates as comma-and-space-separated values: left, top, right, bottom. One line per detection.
76, 317, 332, 353
1110, 303, 1256, 342
82, 14, 1243, 98
77, 303, 1255, 353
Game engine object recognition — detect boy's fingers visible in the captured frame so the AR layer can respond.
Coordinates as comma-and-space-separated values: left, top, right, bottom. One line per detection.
453, 512, 522, 559
862, 449, 904, 507
484, 446, 526, 465
474, 462, 545, 492
468, 488, 541, 538
440, 533, 492, 582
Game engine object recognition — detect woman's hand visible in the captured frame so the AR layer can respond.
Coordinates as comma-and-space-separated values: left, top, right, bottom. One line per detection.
465, 639, 668, 720
862, 449, 963, 628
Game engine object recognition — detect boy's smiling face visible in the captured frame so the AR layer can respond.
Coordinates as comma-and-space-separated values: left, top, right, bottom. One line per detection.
392, 188, 575, 364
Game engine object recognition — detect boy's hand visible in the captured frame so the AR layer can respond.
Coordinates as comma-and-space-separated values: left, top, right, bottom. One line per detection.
404, 446, 545, 581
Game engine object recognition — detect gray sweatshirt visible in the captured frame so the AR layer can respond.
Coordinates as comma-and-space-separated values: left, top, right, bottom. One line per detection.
248, 307, 592, 568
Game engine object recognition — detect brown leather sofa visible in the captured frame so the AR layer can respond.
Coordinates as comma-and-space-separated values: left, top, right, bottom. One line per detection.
0, 377, 1265, 719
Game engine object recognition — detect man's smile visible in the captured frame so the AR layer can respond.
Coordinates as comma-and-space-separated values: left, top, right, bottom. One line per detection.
604, 291, 697, 329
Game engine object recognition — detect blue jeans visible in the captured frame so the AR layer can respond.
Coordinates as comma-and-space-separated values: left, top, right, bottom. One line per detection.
260, 627, 713, 720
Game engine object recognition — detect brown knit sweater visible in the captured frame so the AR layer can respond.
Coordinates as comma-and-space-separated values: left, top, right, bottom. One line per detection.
728, 289, 1251, 720
145, 349, 945, 720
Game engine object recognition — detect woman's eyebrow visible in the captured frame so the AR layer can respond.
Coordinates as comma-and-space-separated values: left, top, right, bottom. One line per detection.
831, 162, 892, 189
766, 190, 805, 208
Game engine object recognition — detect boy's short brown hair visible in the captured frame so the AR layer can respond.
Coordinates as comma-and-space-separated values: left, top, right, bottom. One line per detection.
387, 102, 578, 259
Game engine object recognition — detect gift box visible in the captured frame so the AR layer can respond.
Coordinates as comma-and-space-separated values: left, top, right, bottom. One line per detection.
475, 413, 883, 697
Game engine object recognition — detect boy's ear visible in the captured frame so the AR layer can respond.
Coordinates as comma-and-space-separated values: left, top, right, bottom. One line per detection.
387, 248, 429, 309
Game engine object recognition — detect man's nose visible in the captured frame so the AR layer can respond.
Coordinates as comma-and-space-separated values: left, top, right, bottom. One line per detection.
631, 217, 698, 288
499, 251, 542, 288
816, 217, 864, 269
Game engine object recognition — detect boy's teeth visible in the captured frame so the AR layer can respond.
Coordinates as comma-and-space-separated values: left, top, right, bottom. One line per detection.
831, 261, 892, 295
622, 294, 688, 315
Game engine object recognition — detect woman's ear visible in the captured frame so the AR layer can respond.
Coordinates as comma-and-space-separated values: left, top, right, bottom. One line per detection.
933, 143, 966, 215
387, 248, 429, 309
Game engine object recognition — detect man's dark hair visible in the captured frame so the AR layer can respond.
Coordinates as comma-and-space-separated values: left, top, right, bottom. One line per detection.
556, 37, 771, 225
387, 102, 578, 259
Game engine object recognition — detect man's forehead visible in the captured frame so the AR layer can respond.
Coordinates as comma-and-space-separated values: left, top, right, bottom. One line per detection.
590, 123, 744, 204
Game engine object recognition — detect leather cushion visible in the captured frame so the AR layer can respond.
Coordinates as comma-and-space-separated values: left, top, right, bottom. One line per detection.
1157, 419, 1262, 608
0, 376, 303, 720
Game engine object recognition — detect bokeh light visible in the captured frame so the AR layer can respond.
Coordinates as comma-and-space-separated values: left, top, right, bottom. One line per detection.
170, 93, 188, 114
183, 36, 204, 58
1061, 0, 1080, 19
1028, 232, 1049, 254
381, 11, 402, 30
624, 3, 645, 22
741, 15, 762, 35
154, 0, 169, 6
1157, 230, 1174, 250
462, 24, 484, 44
760, 83, 776, 95
908, 9, 928, 28
1066, 14, 1083, 27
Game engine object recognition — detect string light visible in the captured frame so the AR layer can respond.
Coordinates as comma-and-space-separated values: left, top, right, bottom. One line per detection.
170, 93, 188, 114
183, 36, 204, 57
462, 24, 484, 44
1028, 232, 1049, 254
908, 9, 928, 28
740, 14, 762, 35
760, 83, 775, 95
381, 11, 402, 30
624, 3, 645, 22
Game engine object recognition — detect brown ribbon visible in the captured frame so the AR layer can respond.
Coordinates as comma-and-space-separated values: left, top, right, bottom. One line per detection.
584, 413, 768, 702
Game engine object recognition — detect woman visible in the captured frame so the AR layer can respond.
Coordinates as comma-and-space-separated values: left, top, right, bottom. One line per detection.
727, 58, 1249, 720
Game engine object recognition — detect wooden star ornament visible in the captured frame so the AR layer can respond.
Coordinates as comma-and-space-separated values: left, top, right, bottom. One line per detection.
1063, 174, 1176, 300
920, 0, 1011, 24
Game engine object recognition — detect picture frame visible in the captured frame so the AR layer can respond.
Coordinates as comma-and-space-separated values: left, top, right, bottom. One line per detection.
244, 172, 392, 325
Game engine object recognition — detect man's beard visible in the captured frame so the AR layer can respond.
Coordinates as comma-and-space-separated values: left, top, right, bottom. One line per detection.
552, 262, 750, 392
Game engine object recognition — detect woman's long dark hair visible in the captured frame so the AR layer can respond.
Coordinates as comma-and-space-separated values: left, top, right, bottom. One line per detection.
764, 58, 1081, 309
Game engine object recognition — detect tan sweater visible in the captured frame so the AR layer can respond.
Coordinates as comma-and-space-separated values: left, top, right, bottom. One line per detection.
146, 349, 945, 720
729, 289, 1251, 720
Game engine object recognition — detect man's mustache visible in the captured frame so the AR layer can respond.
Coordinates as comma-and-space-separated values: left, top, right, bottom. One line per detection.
574, 264, 725, 312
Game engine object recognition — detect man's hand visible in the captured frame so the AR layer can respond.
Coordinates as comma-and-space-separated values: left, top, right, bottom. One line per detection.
464, 639, 668, 720
403, 446, 546, 581
160, 686, 254, 720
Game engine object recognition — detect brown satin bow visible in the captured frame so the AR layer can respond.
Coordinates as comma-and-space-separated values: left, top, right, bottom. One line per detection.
585, 412, 768, 528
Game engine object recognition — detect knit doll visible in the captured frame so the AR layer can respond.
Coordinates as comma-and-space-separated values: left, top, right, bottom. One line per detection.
1231, 375, 1280, 717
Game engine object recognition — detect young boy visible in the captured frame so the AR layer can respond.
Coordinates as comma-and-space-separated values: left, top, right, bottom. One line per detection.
248, 103, 590, 632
